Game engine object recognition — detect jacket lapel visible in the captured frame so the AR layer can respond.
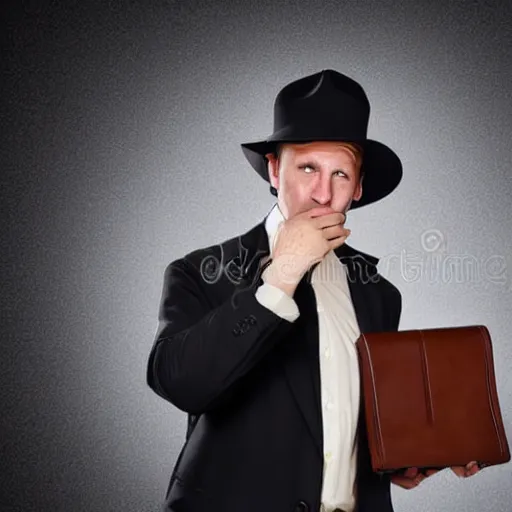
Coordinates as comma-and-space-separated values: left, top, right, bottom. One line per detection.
283, 271, 324, 456
237, 218, 382, 455
336, 242, 381, 335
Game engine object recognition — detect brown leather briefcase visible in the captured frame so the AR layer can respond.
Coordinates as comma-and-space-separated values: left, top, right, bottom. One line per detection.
355, 325, 510, 474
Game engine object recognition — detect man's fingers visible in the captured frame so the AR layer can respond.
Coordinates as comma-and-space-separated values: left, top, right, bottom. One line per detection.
450, 462, 480, 478
467, 464, 480, 476
306, 206, 337, 218
463, 461, 480, 477
322, 224, 350, 241
391, 476, 417, 490
306, 207, 346, 224
312, 212, 345, 228
391, 471, 425, 490
450, 466, 466, 477
403, 467, 419, 478
328, 234, 349, 251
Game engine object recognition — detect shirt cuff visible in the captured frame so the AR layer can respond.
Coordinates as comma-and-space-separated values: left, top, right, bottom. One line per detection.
255, 282, 300, 322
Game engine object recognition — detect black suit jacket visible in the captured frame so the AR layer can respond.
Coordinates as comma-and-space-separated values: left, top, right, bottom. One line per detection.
147, 216, 402, 512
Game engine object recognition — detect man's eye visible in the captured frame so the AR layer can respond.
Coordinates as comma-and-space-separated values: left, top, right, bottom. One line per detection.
300, 165, 314, 173
334, 170, 347, 178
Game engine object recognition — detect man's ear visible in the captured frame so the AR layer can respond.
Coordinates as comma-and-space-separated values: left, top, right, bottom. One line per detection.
353, 174, 363, 201
265, 152, 279, 190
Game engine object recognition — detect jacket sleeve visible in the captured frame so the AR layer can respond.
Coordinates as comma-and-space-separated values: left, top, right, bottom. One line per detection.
146, 257, 298, 414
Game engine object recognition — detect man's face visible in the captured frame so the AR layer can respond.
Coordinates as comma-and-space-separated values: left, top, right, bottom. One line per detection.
265, 141, 363, 219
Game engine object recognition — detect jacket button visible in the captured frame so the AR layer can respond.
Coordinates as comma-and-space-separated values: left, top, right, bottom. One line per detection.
294, 501, 309, 512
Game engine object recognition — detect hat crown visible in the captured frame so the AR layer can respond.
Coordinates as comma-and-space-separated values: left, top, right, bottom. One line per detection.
273, 69, 370, 138
240, 69, 403, 209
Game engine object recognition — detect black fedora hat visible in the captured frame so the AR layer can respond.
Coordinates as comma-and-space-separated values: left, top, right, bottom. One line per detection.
241, 69, 402, 209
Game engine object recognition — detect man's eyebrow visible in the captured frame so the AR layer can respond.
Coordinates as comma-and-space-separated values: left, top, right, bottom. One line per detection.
297, 159, 353, 173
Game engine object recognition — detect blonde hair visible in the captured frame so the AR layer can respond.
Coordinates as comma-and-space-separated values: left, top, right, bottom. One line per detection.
340, 142, 364, 168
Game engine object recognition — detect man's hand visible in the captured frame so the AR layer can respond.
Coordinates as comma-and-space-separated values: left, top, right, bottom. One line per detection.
262, 206, 350, 296
390, 461, 481, 490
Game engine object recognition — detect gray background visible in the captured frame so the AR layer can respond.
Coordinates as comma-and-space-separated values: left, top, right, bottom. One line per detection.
1, 0, 511, 511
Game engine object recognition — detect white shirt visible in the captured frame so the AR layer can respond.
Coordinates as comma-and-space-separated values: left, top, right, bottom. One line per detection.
255, 203, 361, 512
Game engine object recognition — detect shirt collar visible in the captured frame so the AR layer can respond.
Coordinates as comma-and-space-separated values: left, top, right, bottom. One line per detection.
264, 203, 286, 257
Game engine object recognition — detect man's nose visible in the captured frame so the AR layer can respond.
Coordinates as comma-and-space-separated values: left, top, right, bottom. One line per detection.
311, 175, 332, 205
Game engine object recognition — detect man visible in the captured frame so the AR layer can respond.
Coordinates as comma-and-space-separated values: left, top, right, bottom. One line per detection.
147, 69, 478, 512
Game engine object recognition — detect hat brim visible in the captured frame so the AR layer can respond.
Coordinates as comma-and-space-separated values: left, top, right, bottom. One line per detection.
241, 136, 402, 210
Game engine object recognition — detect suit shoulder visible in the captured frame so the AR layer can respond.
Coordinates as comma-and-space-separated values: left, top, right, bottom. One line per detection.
185, 231, 243, 262
375, 272, 402, 301
343, 244, 402, 303
162, 229, 250, 283
182, 231, 248, 276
